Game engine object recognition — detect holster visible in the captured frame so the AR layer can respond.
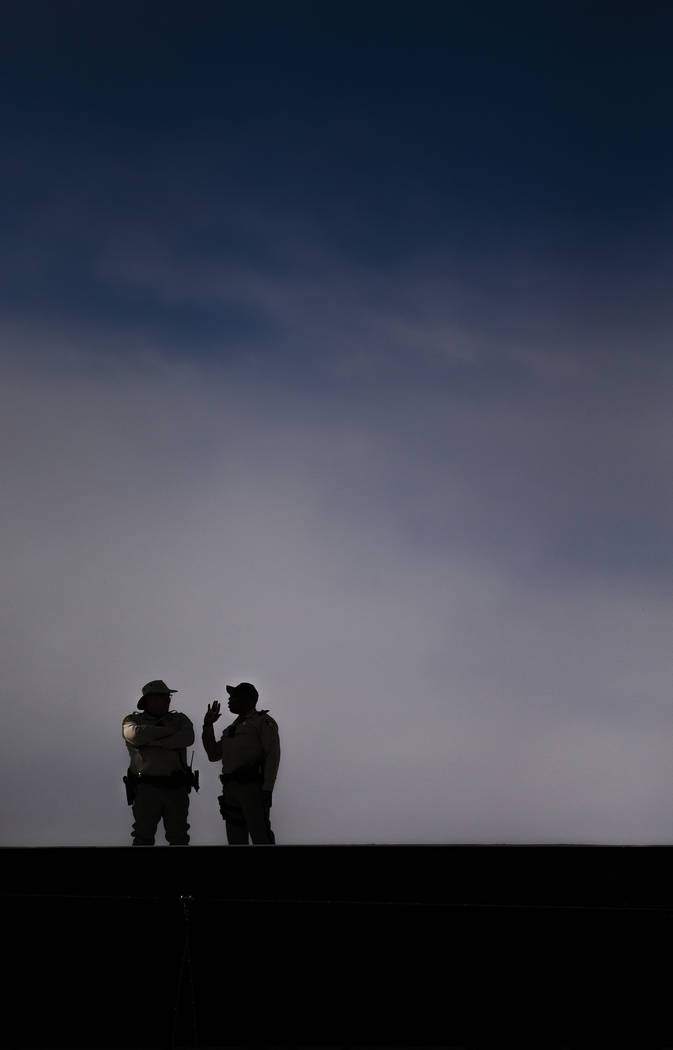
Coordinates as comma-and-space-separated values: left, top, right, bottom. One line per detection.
217, 793, 229, 821
122, 774, 137, 806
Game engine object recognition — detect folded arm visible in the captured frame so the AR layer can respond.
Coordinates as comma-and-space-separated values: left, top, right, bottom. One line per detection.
157, 716, 195, 749
122, 717, 176, 747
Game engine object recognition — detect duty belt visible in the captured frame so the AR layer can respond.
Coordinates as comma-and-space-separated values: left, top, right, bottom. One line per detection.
220, 766, 262, 785
132, 770, 187, 789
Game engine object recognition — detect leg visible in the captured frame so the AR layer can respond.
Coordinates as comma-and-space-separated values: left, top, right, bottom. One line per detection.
221, 782, 249, 844
131, 784, 163, 845
163, 788, 191, 845
238, 782, 276, 845
225, 815, 250, 845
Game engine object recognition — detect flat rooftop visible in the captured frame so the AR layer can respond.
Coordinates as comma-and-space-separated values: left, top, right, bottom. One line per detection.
4, 846, 673, 1046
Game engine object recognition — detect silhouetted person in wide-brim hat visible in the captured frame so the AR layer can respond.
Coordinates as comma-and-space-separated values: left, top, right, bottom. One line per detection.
202, 682, 280, 844
122, 680, 195, 845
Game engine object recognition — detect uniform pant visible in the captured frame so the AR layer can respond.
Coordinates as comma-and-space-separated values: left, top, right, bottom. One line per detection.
219, 779, 275, 845
131, 783, 190, 845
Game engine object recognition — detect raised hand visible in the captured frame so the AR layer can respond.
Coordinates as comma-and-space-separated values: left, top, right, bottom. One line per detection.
204, 700, 222, 725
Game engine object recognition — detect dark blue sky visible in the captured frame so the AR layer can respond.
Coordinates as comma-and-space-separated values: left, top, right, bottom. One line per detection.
3, 2, 673, 347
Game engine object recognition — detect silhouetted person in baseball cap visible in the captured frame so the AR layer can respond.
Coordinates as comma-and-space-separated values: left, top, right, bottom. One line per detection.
202, 682, 280, 844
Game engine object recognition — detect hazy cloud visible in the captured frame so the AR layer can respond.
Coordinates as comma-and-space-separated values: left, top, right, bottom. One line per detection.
2, 281, 672, 844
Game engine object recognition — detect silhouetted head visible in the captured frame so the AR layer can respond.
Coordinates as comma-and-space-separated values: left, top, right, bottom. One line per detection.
226, 682, 259, 715
138, 679, 177, 715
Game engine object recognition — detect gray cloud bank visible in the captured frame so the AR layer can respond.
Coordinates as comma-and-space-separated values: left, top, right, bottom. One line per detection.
2, 227, 673, 844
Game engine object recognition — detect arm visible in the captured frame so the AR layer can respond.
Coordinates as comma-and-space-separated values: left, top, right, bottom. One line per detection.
156, 715, 195, 749
259, 717, 280, 792
122, 716, 176, 747
201, 722, 223, 762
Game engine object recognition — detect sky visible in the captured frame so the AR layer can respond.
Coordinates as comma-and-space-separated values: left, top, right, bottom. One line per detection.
2, 2, 673, 845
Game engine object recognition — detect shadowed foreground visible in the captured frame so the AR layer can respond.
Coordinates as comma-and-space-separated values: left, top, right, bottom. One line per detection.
4, 845, 673, 1047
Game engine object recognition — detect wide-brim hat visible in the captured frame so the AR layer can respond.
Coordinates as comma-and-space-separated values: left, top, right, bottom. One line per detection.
138, 679, 178, 710
225, 682, 258, 703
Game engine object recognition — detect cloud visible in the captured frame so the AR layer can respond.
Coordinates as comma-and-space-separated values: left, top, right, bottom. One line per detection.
2, 310, 673, 845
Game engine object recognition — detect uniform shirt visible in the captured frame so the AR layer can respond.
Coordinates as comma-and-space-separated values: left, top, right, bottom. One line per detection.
202, 708, 280, 792
123, 710, 195, 777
